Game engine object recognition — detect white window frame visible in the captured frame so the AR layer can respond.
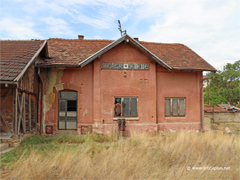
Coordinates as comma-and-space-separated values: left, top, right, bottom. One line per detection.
114, 97, 138, 118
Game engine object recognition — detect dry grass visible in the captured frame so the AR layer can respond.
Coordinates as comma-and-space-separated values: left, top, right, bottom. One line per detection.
211, 122, 240, 134
1, 131, 239, 180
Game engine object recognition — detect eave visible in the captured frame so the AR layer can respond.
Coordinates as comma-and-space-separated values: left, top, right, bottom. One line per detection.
78, 34, 172, 70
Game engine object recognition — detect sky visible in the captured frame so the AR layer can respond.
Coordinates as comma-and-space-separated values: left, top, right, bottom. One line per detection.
0, 0, 239, 71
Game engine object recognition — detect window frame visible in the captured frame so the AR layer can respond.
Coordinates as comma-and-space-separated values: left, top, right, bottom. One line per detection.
165, 97, 186, 117
114, 97, 138, 118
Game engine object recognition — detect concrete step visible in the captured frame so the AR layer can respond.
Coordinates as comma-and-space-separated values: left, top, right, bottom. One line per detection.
0, 147, 15, 154
0, 143, 9, 152
0, 134, 12, 139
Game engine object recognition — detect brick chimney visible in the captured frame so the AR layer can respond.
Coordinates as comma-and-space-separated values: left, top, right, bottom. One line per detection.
78, 35, 84, 40
134, 37, 139, 41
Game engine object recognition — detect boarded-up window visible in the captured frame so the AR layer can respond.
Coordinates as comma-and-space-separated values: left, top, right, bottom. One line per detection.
165, 98, 186, 117
114, 97, 138, 117
165, 99, 171, 116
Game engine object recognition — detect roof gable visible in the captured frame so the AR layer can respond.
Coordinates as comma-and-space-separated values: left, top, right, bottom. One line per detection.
0, 40, 46, 82
79, 34, 171, 70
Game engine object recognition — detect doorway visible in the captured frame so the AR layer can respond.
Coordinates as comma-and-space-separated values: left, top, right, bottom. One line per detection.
58, 91, 77, 130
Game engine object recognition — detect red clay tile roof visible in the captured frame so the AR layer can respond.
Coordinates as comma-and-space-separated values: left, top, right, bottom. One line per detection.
0, 40, 45, 81
204, 105, 229, 113
141, 42, 216, 71
38, 38, 216, 71
39, 39, 113, 67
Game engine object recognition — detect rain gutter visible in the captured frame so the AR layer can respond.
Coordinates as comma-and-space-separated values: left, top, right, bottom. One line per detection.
200, 72, 215, 131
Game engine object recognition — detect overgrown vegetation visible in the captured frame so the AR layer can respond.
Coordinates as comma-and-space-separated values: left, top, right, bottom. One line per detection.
1, 132, 239, 179
211, 122, 240, 134
204, 60, 240, 106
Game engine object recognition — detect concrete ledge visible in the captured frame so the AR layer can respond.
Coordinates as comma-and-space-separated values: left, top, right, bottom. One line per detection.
158, 123, 201, 131
0, 148, 15, 154
113, 117, 139, 121
0, 143, 9, 152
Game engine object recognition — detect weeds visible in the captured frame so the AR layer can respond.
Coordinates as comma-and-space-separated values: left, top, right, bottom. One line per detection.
0, 131, 239, 179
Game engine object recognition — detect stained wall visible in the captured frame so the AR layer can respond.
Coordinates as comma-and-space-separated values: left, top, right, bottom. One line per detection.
41, 42, 204, 133
157, 66, 202, 131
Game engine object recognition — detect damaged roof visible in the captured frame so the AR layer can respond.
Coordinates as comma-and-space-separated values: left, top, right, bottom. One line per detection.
204, 105, 229, 113
204, 104, 240, 113
0, 40, 46, 81
37, 34, 215, 71
218, 104, 240, 112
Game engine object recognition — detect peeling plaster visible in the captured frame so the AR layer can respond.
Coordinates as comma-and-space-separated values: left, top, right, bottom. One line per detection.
83, 109, 89, 116
45, 68, 64, 118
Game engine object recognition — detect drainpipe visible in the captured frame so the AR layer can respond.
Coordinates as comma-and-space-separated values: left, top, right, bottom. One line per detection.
38, 67, 43, 134
200, 72, 215, 131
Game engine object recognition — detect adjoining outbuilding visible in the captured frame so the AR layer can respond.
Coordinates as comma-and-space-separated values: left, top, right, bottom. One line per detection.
204, 104, 240, 123
0, 40, 47, 136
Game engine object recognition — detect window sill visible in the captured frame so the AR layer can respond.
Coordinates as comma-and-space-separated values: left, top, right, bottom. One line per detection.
165, 116, 186, 117
113, 117, 139, 121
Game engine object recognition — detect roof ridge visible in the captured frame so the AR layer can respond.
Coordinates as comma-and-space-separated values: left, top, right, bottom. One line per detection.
0, 39, 43, 41
48, 38, 113, 41
48, 38, 183, 44
140, 41, 184, 45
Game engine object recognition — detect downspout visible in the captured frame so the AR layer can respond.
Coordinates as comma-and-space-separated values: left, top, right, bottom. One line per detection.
38, 67, 43, 134
200, 72, 215, 131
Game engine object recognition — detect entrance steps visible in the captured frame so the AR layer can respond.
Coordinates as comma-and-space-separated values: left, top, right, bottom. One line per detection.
0, 143, 9, 151
0, 135, 20, 154
0, 142, 15, 154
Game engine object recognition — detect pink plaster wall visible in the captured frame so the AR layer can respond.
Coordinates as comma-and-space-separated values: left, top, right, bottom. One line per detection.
61, 65, 93, 125
157, 65, 202, 124
42, 42, 204, 134
42, 64, 93, 132
93, 43, 156, 126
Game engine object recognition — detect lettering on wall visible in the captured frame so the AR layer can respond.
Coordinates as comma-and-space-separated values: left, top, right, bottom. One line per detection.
101, 62, 149, 70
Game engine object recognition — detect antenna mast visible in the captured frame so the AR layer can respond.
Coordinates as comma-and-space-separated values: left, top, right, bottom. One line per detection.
118, 20, 126, 36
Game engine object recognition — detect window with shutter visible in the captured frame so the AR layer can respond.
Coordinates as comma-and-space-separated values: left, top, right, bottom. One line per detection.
165, 98, 186, 117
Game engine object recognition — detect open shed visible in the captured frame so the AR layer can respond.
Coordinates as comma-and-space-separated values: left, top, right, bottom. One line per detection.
0, 40, 47, 136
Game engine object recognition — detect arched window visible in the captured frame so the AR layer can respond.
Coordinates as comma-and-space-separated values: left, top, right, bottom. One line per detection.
58, 91, 77, 130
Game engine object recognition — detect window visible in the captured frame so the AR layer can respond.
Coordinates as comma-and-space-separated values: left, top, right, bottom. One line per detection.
165, 98, 185, 117
59, 91, 77, 129
114, 97, 138, 117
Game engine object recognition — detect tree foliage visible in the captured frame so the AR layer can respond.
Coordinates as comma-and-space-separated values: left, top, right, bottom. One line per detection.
204, 60, 240, 107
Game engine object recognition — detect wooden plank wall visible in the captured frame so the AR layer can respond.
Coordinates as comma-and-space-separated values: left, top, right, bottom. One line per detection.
0, 65, 39, 135
18, 63, 38, 95
14, 62, 39, 135
0, 85, 14, 134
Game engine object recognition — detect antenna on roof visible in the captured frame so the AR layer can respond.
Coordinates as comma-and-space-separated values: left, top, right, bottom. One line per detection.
118, 20, 126, 36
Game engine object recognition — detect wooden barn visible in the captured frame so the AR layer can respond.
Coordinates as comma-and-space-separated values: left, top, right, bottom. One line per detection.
0, 40, 47, 137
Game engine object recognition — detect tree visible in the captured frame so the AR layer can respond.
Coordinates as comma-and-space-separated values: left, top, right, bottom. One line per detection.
204, 60, 240, 107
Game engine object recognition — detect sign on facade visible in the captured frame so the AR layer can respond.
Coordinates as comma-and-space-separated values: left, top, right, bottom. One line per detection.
101, 62, 149, 70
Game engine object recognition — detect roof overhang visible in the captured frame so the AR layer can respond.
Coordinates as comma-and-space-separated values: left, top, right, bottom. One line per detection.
79, 34, 172, 70
14, 40, 47, 82
172, 68, 217, 72
0, 81, 18, 85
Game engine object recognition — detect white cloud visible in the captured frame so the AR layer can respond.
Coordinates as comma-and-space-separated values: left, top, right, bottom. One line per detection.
41, 17, 73, 36
0, 18, 43, 39
135, 0, 240, 70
